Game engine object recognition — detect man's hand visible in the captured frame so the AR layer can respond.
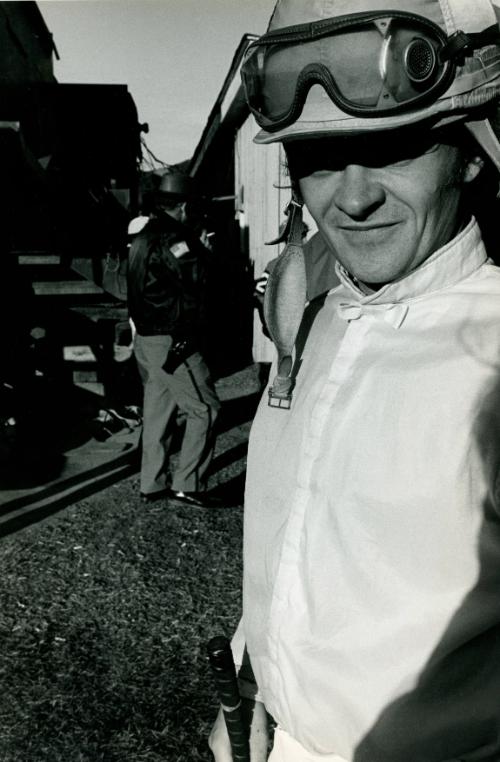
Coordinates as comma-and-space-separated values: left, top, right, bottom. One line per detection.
208, 699, 270, 761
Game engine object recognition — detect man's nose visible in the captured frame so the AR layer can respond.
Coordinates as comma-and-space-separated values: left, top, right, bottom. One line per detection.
332, 164, 386, 220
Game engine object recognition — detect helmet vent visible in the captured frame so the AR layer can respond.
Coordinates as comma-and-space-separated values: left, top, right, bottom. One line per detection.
404, 38, 437, 83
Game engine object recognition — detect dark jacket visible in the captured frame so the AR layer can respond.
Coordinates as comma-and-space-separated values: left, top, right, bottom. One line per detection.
127, 214, 208, 338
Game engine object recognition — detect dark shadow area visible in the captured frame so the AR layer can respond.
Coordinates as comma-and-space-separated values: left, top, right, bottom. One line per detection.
0, 368, 259, 534
207, 471, 247, 508
201, 237, 255, 381
0, 273, 141, 494
0, 378, 102, 491
0, 461, 138, 538
189, 119, 256, 380
353, 361, 500, 761
215, 391, 262, 435
0, 444, 139, 516
208, 441, 249, 476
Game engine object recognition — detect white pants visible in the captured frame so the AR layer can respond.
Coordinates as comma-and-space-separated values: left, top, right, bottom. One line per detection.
269, 727, 349, 762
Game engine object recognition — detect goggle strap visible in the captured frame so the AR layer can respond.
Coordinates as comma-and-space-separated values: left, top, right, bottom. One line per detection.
250, 10, 439, 47
440, 25, 500, 62
264, 196, 307, 408
266, 193, 303, 245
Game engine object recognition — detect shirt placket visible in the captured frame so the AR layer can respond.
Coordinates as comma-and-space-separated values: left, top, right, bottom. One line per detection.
265, 313, 374, 710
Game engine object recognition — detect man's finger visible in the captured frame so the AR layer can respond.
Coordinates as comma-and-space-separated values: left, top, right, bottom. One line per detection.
208, 707, 234, 761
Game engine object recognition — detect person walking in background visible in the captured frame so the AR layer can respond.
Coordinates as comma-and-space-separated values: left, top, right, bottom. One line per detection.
210, 0, 500, 759
128, 170, 220, 508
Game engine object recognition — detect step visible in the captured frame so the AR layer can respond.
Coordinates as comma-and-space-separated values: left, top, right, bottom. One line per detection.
18, 254, 61, 265
70, 305, 128, 321
33, 280, 105, 296
62, 346, 104, 395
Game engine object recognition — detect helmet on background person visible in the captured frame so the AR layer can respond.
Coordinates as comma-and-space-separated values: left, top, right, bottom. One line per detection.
241, 0, 500, 169
155, 171, 198, 200
138, 169, 199, 221
240, 0, 500, 407
149, 170, 200, 225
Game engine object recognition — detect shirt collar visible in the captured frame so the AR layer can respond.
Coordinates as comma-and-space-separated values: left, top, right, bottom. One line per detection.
335, 217, 487, 306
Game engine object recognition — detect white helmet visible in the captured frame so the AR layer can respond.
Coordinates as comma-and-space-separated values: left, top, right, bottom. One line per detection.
242, 0, 500, 169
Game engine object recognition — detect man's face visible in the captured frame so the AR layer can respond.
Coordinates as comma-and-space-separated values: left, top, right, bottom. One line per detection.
157, 199, 187, 223
289, 130, 479, 286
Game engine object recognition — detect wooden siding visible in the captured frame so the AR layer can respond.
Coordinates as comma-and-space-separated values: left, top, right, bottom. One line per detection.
235, 116, 287, 362
234, 115, 318, 363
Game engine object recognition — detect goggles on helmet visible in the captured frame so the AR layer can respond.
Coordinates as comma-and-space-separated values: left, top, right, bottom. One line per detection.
241, 10, 500, 132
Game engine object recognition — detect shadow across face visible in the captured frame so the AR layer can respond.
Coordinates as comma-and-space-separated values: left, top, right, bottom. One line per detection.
284, 125, 469, 178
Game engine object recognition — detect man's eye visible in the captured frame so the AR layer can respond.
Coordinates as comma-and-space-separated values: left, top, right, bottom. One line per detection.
310, 168, 340, 176
384, 143, 440, 167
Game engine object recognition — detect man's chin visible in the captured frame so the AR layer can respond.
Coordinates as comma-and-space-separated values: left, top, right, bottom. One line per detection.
336, 246, 414, 287
339, 262, 405, 287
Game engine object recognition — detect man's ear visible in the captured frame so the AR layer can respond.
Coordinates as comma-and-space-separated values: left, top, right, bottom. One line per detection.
463, 155, 485, 183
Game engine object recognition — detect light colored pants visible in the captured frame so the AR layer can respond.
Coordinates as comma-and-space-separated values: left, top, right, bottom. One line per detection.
134, 333, 220, 494
269, 727, 349, 762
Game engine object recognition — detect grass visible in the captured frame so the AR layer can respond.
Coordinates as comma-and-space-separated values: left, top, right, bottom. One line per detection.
0, 372, 259, 762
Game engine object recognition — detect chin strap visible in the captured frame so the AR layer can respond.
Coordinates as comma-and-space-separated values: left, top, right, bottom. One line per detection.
263, 189, 307, 409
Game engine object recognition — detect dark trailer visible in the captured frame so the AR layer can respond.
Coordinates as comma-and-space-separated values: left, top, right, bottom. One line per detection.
0, 2, 143, 488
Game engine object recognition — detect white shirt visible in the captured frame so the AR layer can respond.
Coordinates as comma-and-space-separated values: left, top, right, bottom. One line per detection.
242, 219, 500, 760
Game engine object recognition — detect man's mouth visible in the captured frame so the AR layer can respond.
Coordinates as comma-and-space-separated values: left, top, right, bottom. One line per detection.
338, 222, 400, 231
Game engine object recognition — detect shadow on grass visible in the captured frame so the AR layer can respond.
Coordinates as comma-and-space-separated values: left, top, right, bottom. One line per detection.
208, 471, 247, 508
0, 381, 103, 490
215, 391, 261, 435
0, 376, 261, 538
0, 453, 68, 491
208, 441, 249, 479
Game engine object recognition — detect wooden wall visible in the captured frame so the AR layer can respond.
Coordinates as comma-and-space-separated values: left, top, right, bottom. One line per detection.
234, 115, 318, 363
235, 115, 287, 363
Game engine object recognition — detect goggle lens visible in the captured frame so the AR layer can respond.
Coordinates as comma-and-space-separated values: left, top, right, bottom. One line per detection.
242, 14, 450, 129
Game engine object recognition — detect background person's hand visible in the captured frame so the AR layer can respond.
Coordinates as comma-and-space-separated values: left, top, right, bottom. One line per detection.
208, 700, 270, 761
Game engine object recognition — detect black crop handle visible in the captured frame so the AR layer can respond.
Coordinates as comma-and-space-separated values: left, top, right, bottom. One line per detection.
207, 635, 250, 762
